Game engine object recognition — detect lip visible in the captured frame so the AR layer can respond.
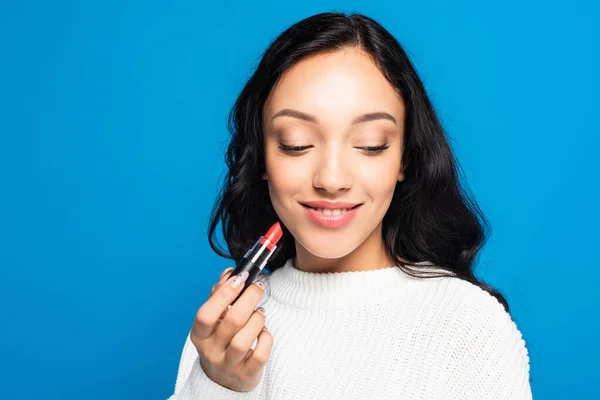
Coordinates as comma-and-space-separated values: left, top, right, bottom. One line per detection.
300, 201, 362, 209
300, 202, 362, 228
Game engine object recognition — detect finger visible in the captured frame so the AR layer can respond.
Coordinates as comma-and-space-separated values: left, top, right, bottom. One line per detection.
213, 280, 266, 348
219, 267, 235, 281
193, 271, 250, 339
241, 328, 273, 375
224, 307, 267, 366
210, 268, 235, 297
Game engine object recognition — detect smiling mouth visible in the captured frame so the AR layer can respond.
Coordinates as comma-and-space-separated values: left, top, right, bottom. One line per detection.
300, 204, 362, 216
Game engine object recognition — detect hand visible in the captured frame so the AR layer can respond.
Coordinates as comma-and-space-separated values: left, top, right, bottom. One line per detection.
190, 268, 273, 392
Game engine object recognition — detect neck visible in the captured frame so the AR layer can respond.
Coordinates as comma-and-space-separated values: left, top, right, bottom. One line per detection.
294, 223, 397, 273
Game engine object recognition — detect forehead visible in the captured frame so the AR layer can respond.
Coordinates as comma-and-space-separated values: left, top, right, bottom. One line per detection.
263, 49, 405, 125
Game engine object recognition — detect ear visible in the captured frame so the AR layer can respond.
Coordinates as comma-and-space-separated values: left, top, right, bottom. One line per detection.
397, 161, 406, 182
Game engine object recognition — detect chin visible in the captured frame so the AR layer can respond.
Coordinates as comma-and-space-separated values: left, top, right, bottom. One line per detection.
294, 232, 361, 259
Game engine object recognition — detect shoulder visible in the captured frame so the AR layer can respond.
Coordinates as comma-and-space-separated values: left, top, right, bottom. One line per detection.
442, 276, 521, 336
427, 275, 530, 370
407, 268, 516, 328
424, 273, 523, 335
406, 271, 528, 349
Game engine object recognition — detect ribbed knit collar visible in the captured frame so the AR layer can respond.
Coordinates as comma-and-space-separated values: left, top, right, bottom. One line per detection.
266, 258, 430, 310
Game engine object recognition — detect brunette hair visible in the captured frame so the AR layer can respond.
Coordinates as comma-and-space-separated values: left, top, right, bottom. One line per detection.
208, 12, 509, 311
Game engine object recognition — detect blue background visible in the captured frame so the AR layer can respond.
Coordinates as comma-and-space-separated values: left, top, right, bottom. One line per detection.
1, 1, 598, 399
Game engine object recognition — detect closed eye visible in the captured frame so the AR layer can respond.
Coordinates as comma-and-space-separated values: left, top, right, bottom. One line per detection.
358, 144, 390, 154
278, 144, 313, 154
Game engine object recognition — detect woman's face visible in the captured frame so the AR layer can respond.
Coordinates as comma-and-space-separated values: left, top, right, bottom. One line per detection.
262, 48, 406, 259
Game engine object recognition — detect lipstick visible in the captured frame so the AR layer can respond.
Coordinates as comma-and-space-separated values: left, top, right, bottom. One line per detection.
229, 222, 283, 304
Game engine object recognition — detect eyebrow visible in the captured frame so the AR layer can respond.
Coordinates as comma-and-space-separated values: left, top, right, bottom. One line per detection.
271, 109, 397, 126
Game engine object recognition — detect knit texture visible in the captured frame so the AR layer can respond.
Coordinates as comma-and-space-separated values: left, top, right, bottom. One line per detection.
168, 259, 532, 399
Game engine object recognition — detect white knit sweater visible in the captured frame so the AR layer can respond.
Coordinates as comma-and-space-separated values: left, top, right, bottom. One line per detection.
169, 259, 532, 399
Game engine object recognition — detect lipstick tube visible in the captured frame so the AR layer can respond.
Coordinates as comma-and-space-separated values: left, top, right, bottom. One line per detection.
229, 222, 282, 305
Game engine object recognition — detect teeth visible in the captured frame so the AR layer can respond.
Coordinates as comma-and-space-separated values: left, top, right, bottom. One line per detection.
315, 208, 349, 215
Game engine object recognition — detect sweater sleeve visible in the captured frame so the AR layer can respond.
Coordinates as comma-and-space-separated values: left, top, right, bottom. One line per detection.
449, 287, 533, 400
167, 333, 263, 400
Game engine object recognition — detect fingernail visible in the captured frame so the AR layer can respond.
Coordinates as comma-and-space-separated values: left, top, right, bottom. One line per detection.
220, 267, 234, 280
232, 271, 249, 288
256, 307, 265, 314
262, 326, 268, 332
254, 281, 265, 290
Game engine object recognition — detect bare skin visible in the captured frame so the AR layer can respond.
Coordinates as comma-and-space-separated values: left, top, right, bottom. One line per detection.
262, 48, 407, 274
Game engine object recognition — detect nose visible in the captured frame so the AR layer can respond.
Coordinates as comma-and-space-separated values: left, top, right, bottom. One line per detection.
312, 145, 353, 193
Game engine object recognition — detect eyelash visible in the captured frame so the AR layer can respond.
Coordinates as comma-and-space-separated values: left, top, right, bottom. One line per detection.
278, 144, 390, 155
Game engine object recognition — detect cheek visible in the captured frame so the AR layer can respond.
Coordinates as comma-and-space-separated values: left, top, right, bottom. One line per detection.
357, 155, 401, 198
264, 154, 307, 207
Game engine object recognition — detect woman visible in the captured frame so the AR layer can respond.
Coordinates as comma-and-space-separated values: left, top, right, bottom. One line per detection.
169, 11, 532, 399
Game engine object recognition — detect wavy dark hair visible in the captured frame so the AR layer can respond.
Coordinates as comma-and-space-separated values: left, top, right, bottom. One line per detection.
208, 12, 509, 312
